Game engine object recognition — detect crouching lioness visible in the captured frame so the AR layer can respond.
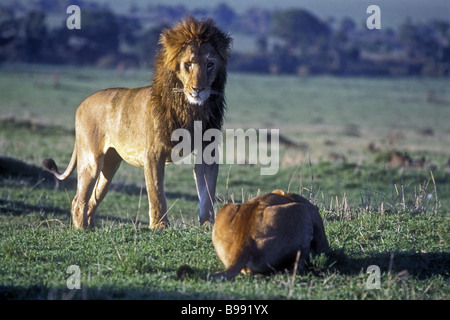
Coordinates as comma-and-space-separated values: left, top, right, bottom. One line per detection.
211, 190, 329, 279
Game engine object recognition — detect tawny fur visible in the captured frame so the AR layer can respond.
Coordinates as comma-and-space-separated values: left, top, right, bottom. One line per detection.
211, 190, 329, 279
43, 16, 232, 229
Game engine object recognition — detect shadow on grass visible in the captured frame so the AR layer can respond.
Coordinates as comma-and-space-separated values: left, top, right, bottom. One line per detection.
0, 198, 151, 226
0, 284, 224, 300
326, 249, 449, 280
0, 267, 231, 300
0, 156, 199, 200
0, 198, 68, 216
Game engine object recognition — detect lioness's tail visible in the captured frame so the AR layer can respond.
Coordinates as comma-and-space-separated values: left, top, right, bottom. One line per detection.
43, 144, 77, 180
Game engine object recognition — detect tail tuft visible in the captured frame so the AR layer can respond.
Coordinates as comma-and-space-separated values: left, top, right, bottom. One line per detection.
43, 158, 59, 174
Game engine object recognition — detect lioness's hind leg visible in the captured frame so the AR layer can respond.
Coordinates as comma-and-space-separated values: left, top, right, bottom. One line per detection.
210, 253, 250, 280
87, 149, 122, 227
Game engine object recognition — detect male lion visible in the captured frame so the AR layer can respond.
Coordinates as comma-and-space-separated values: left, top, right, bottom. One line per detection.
43, 16, 232, 228
211, 190, 329, 279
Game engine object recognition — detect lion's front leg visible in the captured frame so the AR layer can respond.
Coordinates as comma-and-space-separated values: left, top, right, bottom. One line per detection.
194, 162, 218, 225
144, 155, 169, 229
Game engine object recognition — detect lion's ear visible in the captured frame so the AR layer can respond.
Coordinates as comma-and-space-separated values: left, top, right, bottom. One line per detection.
158, 31, 182, 72
209, 29, 232, 64
271, 189, 285, 196
217, 203, 240, 217
217, 39, 233, 64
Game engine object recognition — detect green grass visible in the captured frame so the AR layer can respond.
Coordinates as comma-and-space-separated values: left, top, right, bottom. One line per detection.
0, 182, 448, 300
0, 189, 448, 300
0, 64, 449, 300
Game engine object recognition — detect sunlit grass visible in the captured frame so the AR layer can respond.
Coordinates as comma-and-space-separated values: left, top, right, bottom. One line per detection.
0, 64, 449, 299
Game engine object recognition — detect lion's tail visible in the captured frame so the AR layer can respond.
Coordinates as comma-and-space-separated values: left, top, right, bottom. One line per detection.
43, 143, 77, 181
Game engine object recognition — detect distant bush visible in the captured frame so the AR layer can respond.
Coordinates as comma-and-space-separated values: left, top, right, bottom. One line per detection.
0, 3, 448, 76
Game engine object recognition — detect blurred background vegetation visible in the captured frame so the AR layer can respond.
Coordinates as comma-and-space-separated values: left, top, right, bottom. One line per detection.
0, 0, 449, 76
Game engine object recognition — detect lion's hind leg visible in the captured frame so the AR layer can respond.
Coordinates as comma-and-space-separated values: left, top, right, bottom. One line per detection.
72, 149, 109, 228
86, 149, 122, 227
72, 162, 102, 228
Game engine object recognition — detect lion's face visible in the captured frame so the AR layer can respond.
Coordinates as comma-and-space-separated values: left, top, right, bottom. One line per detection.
176, 43, 222, 105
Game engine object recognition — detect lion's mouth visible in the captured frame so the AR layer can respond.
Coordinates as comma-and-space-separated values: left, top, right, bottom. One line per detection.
173, 88, 222, 105
184, 88, 209, 105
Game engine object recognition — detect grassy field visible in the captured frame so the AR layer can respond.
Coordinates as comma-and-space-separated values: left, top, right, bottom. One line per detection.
0, 64, 449, 301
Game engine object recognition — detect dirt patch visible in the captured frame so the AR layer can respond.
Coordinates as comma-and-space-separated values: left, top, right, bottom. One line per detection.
385, 151, 436, 170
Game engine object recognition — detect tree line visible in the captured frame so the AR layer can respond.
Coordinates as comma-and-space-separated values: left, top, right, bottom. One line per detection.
0, 1, 449, 76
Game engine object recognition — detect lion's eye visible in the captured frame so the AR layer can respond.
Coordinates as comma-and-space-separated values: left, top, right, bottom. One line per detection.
207, 62, 214, 69
184, 62, 192, 71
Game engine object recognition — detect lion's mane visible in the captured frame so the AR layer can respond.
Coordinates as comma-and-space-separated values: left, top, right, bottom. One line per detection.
150, 16, 233, 145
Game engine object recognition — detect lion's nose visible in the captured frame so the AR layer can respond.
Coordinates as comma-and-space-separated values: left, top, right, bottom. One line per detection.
192, 87, 205, 94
